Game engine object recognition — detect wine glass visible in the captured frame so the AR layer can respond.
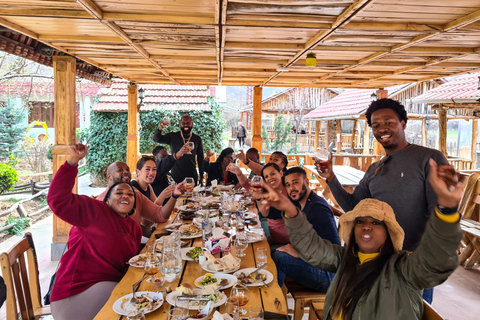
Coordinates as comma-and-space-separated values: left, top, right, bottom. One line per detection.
127, 310, 146, 320
249, 306, 264, 320
251, 176, 263, 193
144, 243, 155, 260
234, 232, 248, 258
256, 247, 267, 267
185, 177, 195, 195
226, 297, 240, 320
313, 148, 331, 167
230, 282, 250, 315
144, 257, 161, 283
161, 117, 170, 127
167, 174, 177, 186
186, 141, 195, 154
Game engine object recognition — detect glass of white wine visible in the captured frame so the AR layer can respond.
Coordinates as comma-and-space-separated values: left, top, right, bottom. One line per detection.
185, 177, 195, 195
230, 283, 250, 315
251, 176, 263, 194
144, 257, 161, 283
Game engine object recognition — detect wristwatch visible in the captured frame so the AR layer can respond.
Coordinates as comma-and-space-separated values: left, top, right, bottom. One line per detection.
436, 205, 458, 215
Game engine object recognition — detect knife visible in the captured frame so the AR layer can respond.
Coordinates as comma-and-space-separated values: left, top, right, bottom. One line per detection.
176, 295, 210, 301
248, 264, 266, 277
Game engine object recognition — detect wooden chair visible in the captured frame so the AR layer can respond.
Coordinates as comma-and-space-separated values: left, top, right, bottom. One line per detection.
283, 277, 327, 320
308, 299, 443, 320
422, 300, 444, 320
1, 233, 52, 320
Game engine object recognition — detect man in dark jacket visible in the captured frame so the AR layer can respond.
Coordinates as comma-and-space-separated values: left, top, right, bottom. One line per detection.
153, 115, 204, 186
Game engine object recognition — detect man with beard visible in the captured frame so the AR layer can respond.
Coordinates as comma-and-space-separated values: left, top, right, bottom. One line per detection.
96, 161, 185, 237
272, 167, 340, 292
317, 99, 449, 302
153, 115, 204, 186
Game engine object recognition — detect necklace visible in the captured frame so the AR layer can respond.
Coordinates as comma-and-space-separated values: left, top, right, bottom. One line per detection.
180, 130, 192, 144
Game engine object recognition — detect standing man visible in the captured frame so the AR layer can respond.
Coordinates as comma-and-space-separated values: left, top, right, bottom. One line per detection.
317, 99, 448, 302
271, 167, 340, 291
153, 115, 204, 186
236, 122, 247, 148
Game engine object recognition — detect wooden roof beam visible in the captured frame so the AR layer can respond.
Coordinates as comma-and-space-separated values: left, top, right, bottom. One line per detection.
261, 0, 374, 86
310, 6, 480, 87
75, 0, 178, 84
215, 0, 228, 84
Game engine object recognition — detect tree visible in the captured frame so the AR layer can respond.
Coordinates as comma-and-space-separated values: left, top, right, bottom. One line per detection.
261, 115, 293, 153
0, 100, 27, 160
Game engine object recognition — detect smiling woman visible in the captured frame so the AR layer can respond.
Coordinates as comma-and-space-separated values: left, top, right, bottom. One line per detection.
47, 144, 142, 320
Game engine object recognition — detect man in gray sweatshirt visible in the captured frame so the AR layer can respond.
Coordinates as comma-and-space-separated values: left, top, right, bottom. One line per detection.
316, 99, 448, 303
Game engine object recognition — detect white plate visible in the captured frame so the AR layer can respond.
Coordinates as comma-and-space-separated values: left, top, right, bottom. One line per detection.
112, 291, 164, 315
244, 213, 257, 220
181, 247, 204, 261
201, 261, 240, 274
233, 268, 274, 286
181, 232, 202, 239
128, 254, 149, 268
166, 290, 226, 310
178, 205, 197, 212
194, 273, 237, 289
165, 223, 182, 232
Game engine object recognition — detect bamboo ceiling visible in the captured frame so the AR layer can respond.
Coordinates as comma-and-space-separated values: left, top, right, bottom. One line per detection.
2, 0, 480, 88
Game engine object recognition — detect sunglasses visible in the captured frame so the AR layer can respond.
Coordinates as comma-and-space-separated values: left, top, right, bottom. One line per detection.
375, 155, 390, 176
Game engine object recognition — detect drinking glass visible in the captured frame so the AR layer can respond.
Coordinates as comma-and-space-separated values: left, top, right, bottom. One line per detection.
230, 283, 250, 315
144, 257, 161, 283
234, 232, 248, 258
226, 297, 240, 320
256, 247, 267, 267
251, 176, 263, 193
249, 306, 264, 320
175, 298, 190, 318
313, 148, 331, 166
127, 310, 146, 320
186, 141, 195, 154
161, 249, 182, 282
144, 243, 155, 260
185, 177, 195, 195
167, 174, 177, 186
161, 117, 170, 127
168, 308, 184, 320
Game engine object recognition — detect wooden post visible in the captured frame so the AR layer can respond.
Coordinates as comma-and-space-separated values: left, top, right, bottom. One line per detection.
51, 56, 77, 260
335, 120, 342, 154
251, 86, 263, 155
240, 112, 244, 124
377, 89, 388, 99
351, 119, 357, 149
314, 121, 320, 150
127, 84, 140, 173
438, 108, 448, 156
472, 119, 478, 168
421, 119, 427, 146
363, 121, 370, 155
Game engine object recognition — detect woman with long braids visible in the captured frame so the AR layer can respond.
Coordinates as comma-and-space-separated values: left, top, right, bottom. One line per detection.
255, 159, 462, 320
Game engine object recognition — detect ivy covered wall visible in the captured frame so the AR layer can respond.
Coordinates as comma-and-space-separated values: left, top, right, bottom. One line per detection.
80, 96, 226, 180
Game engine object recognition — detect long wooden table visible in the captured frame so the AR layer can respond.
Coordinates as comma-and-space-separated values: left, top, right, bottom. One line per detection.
95, 199, 287, 319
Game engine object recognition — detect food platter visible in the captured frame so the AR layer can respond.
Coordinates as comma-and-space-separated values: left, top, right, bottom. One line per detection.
166, 290, 226, 309
128, 254, 149, 268
194, 273, 237, 289
233, 268, 274, 286
201, 261, 240, 274
113, 291, 163, 315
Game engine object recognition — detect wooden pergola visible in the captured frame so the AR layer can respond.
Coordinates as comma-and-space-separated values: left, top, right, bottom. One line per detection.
3, 0, 480, 256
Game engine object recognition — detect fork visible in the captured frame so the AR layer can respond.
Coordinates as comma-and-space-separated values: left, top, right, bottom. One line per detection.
130, 273, 148, 303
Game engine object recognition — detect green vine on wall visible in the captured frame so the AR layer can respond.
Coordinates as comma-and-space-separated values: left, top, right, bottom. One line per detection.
80, 96, 226, 181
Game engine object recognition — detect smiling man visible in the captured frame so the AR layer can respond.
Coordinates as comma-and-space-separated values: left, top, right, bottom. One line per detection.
316, 99, 448, 303
271, 167, 340, 291
152, 115, 204, 186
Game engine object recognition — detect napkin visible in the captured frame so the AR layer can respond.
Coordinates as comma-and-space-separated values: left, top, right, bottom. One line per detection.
249, 228, 264, 235
205, 230, 230, 254
212, 311, 233, 320
212, 227, 224, 238
211, 179, 218, 187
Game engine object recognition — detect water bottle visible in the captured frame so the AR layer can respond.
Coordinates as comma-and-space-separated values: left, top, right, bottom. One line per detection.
202, 219, 213, 241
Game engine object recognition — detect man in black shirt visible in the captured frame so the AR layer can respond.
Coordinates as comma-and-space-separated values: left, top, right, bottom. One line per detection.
153, 115, 204, 186
150, 145, 188, 198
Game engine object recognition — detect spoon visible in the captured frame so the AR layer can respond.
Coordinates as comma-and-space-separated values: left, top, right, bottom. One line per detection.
214, 278, 229, 292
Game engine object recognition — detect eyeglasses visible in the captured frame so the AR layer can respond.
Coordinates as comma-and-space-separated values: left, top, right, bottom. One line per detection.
374, 155, 390, 176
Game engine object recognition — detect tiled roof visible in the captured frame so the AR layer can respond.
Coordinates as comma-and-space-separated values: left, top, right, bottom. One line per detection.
0, 81, 102, 96
412, 73, 480, 104
304, 86, 404, 120
93, 80, 212, 112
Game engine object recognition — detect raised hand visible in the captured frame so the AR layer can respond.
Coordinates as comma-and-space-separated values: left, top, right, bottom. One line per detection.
173, 181, 186, 197
176, 144, 189, 158
160, 185, 175, 199
226, 163, 242, 175
429, 159, 464, 209
235, 150, 248, 164
252, 179, 298, 218
68, 144, 87, 166
206, 150, 215, 158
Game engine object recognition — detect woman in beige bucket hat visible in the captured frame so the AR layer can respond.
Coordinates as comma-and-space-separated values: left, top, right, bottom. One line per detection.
255, 159, 463, 320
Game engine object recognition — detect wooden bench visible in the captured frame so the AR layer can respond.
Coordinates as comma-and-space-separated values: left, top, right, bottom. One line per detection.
308, 300, 443, 320
283, 278, 327, 320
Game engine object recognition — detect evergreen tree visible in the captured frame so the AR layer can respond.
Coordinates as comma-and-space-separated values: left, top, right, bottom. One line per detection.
0, 101, 26, 160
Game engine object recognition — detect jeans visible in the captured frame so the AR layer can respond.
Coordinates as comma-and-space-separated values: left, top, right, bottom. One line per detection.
423, 288, 433, 304
238, 137, 245, 147
272, 250, 334, 292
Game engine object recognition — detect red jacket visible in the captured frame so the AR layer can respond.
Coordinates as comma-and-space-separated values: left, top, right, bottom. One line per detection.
47, 162, 142, 301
